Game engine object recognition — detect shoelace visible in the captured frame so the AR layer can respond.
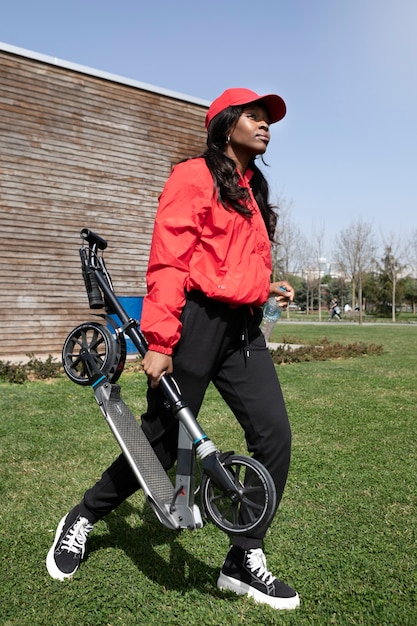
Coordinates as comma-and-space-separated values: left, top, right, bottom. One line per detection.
61, 517, 93, 555
246, 548, 276, 585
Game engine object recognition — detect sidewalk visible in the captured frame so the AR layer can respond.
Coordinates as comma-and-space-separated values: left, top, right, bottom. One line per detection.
267, 342, 305, 351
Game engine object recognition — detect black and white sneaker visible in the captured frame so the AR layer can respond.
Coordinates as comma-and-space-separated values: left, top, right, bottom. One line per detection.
217, 546, 300, 610
46, 506, 94, 581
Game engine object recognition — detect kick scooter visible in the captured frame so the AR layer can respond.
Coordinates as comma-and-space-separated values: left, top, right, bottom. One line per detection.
61, 228, 276, 536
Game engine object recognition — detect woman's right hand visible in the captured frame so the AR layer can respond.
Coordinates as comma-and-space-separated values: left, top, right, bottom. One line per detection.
269, 281, 294, 307
141, 350, 173, 388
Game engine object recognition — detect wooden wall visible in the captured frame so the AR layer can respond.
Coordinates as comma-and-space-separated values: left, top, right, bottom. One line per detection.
0, 48, 208, 361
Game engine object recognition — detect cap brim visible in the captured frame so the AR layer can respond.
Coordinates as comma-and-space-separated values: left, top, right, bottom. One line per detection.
255, 94, 286, 124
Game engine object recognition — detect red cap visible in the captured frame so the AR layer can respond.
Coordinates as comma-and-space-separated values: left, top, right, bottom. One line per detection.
205, 87, 286, 129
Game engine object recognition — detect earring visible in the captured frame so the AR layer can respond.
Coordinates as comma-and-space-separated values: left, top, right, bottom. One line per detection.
226, 135, 231, 144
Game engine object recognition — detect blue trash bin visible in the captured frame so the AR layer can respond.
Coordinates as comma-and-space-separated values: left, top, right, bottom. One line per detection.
108, 296, 143, 354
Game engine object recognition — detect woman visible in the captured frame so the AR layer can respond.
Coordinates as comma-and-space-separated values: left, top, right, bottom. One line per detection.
46, 88, 300, 611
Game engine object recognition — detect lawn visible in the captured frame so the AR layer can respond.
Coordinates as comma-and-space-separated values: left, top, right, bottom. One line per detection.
1, 323, 416, 625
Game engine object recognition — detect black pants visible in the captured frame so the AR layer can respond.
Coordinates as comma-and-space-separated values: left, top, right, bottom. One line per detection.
80, 292, 292, 549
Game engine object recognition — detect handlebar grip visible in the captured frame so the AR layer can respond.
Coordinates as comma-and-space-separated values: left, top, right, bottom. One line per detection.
80, 249, 104, 309
80, 228, 108, 250
83, 269, 105, 309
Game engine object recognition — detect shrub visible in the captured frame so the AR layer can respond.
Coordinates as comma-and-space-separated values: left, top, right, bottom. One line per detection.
0, 354, 62, 383
0, 360, 28, 383
25, 353, 62, 379
269, 336, 383, 365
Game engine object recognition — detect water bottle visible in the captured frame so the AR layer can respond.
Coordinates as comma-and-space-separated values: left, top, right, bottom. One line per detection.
263, 296, 282, 322
261, 296, 282, 342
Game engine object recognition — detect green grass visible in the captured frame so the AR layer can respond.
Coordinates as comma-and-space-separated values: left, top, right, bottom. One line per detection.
1, 324, 416, 625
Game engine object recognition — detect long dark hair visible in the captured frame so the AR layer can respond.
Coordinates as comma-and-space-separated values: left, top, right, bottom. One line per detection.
202, 106, 277, 241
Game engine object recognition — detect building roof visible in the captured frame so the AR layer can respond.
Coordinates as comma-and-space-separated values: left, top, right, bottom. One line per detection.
0, 41, 210, 109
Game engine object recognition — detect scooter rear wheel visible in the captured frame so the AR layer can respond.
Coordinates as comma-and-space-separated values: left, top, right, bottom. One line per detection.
200, 454, 276, 535
62, 321, 126, 385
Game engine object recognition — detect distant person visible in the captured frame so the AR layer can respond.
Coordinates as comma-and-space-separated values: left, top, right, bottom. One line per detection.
46, 87, 300, 610
344, 303, 352, 313
329, 298, 341, 320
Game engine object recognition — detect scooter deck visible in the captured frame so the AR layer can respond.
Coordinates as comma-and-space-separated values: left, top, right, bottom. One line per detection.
94, 382, 176, 522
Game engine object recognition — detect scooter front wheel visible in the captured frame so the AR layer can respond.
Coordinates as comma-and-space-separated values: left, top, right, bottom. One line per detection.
62, 321, 126, 385
200, 455, 276, 535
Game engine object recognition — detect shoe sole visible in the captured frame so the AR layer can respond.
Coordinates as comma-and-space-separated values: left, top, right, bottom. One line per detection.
217, 573, 300, 610
46, 514, 78, 581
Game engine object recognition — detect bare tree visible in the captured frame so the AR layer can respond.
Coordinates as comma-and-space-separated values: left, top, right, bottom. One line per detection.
333, 220, 376, 324
272, 197, 311, 319
408, 228, 417, 277
273, 198, 310, 278
377, 234, 408, 322
405, 230, 417, 313
310, 222, 326, 320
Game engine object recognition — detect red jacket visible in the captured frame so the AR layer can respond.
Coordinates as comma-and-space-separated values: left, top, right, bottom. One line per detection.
140, 157, 272, 355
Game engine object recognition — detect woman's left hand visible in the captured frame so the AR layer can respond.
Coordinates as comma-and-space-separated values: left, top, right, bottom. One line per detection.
269, 281, 294, 308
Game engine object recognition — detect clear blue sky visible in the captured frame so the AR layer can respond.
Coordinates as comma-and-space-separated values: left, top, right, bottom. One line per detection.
1, 0, 416, 256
